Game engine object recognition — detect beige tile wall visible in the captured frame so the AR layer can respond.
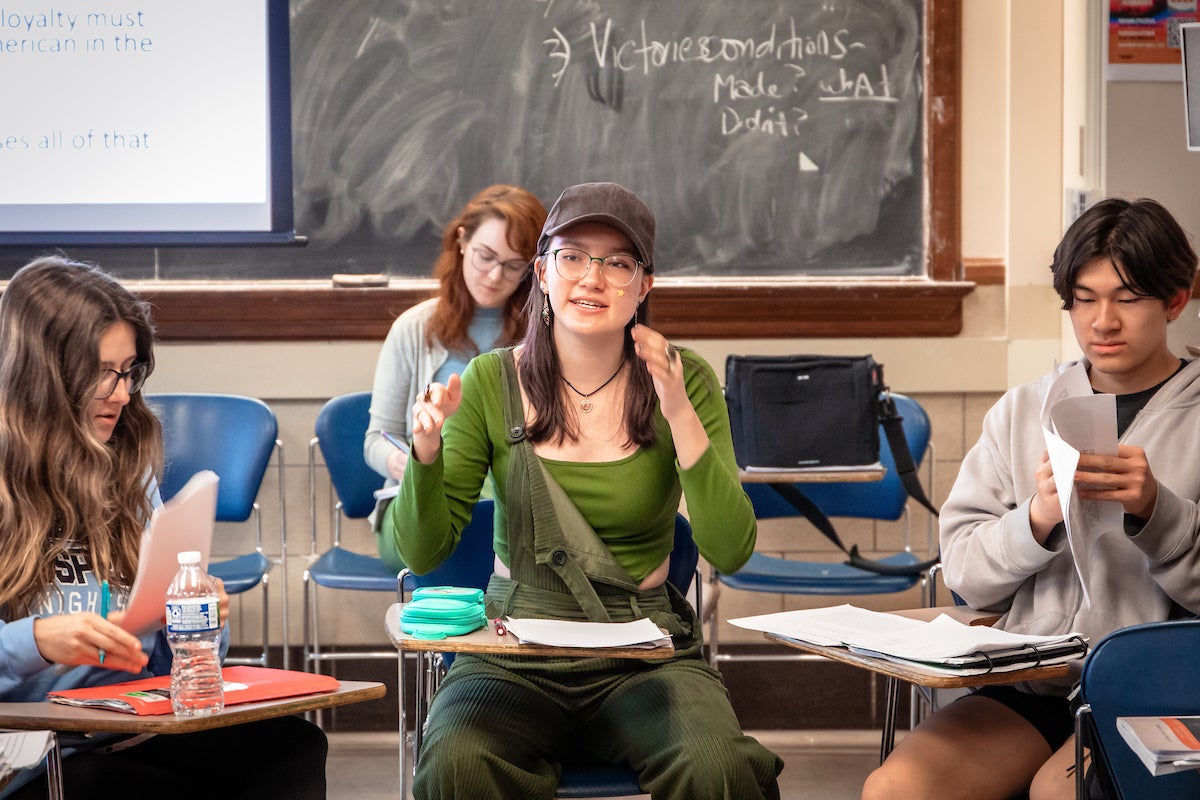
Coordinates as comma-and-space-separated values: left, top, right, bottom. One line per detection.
214, 392, 1005, 653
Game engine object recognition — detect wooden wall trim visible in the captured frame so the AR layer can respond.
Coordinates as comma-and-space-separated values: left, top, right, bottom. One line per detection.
963, 258, 1005, 286
135, 279, 976, 341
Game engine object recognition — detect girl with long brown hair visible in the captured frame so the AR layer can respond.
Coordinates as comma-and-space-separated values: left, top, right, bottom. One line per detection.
365, 184, 547, 570
0, 256, 327, 800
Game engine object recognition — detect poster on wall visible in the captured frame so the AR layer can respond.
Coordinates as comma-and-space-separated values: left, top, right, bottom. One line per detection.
1109, 0, 1199, 80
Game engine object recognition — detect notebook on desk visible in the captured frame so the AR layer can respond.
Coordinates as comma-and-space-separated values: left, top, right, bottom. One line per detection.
731, 604, 1088, 676
48, 667, 339, 716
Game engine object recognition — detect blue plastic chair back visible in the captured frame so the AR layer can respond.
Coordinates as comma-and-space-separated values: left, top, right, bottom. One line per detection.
1081, 620, 1200, 799
667, 514, 699, 594
744, 393, 931, 523
404, 502, 694, 594
314, 391, 385, 520
404, 499, 497, 594
149, 393, 277, 522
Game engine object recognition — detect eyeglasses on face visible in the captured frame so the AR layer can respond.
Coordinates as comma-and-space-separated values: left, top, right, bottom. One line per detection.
468, 245, 529, 281
94, 363, 148, 399
549, 248, 643, 287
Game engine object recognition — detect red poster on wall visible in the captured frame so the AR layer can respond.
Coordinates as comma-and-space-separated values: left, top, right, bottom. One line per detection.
1110, 0, 1198, 69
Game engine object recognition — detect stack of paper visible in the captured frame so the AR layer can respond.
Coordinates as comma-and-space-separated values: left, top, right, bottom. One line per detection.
730, 604, 1087, 675
500, 618, 671, 649
1117, 716, 1200, 776
0, 731, 54, 786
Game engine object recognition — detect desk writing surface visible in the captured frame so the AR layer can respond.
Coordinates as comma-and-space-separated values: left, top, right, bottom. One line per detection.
0, 681, 385, 735
764, 607, 1069, 689
738, 466, 886, 484
764, 632, 1070, 689
385, 604, 673, 660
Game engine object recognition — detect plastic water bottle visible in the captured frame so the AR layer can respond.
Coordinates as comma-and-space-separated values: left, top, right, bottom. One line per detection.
165, 550, 224, 717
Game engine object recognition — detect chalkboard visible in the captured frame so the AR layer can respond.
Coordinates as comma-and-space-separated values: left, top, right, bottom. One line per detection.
0, 0, 930, 282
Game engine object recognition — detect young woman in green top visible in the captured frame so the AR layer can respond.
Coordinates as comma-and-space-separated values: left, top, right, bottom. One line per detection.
390, 182, 782, 799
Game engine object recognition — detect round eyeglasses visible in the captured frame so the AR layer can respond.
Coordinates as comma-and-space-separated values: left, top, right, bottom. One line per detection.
94, 364, 148, 400
468, 245, 529, 282
550, 248, 643, 287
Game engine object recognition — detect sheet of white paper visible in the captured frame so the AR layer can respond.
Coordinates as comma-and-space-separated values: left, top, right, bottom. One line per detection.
0, 730, 54, 770
373, 484, 400, 501
1038, 362, 1122, 609
501, 617, 671, 649
729, 604, 926, 647
119, 470, 219, 637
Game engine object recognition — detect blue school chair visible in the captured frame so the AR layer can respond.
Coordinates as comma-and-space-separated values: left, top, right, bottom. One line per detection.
148, 393, 286, 669
1076, 620, 1200, 799
303, 391, 395, 681
707, 393, 936, 727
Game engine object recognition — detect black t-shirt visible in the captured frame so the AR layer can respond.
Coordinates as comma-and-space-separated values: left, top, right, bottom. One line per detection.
1111, 359, 1187, 438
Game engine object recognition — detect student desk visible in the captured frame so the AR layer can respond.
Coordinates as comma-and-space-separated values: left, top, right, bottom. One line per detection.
385, 602, 674, 800
737, 466, 886, 484
764, 606, 1072, 764
0, 680, 385, 800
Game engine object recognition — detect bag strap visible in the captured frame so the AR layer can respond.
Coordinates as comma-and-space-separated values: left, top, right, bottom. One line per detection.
878, 392, 940, 519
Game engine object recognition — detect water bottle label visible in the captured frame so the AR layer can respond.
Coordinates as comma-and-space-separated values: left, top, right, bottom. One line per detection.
166, 599, 220, 633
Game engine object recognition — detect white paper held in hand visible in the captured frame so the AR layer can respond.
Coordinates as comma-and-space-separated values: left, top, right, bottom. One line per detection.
118, 470, 219, 637
1038, 361, 1122, 610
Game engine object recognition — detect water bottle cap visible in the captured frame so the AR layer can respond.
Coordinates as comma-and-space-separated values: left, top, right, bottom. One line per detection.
177, 550, 202, 565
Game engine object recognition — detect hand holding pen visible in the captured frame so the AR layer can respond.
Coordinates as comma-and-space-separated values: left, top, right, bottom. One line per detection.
30, 590, 149, 673
411, 377, 463, 465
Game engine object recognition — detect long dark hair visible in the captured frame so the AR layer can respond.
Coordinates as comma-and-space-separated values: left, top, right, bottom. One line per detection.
427, 185, 547, 355
519, 266, 659, 448
0, 256, 162, 615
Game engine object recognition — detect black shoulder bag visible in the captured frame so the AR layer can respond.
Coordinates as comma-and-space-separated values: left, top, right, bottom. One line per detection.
725, 354, 940, 577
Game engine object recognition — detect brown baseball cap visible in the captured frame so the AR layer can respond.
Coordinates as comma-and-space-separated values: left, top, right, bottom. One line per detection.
537, 182, 655, 269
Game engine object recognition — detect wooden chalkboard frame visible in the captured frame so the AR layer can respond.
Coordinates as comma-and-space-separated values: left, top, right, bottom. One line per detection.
135, 0, 968, 342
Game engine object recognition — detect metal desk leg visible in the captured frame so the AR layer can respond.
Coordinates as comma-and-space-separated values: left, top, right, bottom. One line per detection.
1074, 704, 1092, 800
398, 649, 408, 800
879, 676, 900, 764
45, 732, 64, 800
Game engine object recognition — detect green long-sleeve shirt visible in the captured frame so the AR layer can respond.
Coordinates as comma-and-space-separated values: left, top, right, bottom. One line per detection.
390, 347, 756, 581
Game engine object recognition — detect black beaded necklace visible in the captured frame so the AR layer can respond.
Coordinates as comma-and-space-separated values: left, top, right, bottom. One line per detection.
562, 362, 624, 413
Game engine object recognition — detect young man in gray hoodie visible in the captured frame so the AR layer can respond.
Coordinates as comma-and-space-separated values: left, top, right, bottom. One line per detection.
863, 197, 1200, 800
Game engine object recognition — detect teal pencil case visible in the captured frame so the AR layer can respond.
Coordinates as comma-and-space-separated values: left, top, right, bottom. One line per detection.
411, 586, 485, 604
401, 588, 487, 639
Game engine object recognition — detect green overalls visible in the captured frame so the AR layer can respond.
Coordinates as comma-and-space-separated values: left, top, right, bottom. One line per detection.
412, 352, 782, 800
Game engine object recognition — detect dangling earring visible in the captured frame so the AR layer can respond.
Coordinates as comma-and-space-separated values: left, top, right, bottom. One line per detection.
542, 295, 551, 327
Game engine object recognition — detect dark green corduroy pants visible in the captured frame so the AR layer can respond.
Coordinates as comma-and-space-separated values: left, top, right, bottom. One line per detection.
413, 579, 783, 799
415, 651, 782, 799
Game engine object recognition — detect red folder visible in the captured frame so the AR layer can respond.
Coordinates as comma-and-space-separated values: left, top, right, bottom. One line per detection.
47, 666, 340, 715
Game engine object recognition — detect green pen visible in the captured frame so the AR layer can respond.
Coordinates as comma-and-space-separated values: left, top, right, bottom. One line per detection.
98, 579, 110, 664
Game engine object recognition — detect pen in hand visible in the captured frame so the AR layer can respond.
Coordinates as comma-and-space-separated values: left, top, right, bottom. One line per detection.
98, 579, 110, 664
381, 430, 410, 454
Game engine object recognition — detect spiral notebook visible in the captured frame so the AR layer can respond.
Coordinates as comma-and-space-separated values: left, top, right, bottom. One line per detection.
730, 604, 1088, 676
